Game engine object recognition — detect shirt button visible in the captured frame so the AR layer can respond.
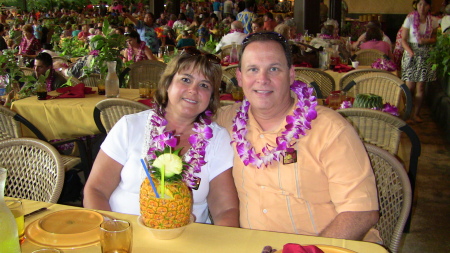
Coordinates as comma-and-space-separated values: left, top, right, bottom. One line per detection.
259, 134, 264, 138
263, 209, 268, 214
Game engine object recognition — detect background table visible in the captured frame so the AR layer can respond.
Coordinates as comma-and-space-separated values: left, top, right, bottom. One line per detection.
11, 88, 141, 140
15, 198, 389, 253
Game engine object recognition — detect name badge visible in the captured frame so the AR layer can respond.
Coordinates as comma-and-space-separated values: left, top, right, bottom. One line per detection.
283, 150, 297, 165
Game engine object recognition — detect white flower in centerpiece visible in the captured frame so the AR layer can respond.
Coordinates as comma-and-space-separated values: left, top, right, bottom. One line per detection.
153, 153, 183, 177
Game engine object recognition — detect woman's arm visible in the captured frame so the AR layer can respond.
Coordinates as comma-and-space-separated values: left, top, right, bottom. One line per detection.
207, 168, 240, 227
83, 150, 123, 211
144, 46, 158, 61
401, 27, 414, 57
123, 12, 138, 25
418, 28, 438, 45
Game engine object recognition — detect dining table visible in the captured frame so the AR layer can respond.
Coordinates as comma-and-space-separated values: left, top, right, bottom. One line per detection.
11, 197, 389, 253
10, 88, 142, 141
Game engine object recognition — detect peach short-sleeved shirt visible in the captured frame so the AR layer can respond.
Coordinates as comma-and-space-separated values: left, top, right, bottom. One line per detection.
217, 102, 380, 241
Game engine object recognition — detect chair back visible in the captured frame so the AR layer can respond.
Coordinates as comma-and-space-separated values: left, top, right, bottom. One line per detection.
0, 106, 47, 141
80, 73, 102, 87
295, 72, 324, 98
220, 44, 242, 61
223, 65, 239, 80
94, 98, 152, 134
342, 72, 412, 120
20, 67, 34, 77
365, 143, 412, 253
294, 67, 335, 98
339, 69, 394, 90
0, 138, 65, 203
355, 49, 386, 66
52, 56, 69, 64
222, 72, 238, 93
120, 60, 167, 88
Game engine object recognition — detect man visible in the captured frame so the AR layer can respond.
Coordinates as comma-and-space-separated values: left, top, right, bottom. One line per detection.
262, 12, 277, 32
215, 21, 247, 52
237, 0, 256, 34
123, 12, 159, 54
216, 32, 380, 242
34, 52, 66, 91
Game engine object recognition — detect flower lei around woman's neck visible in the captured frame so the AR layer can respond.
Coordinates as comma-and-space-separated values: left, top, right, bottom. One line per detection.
231, 81, 318, 168
412, 10, 432, 40
146, 111, 213, 188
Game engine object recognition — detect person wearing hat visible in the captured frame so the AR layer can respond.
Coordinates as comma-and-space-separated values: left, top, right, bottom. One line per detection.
352, 21, 392, 51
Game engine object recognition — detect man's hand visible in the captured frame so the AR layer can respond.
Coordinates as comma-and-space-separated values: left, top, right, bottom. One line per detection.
319, 211, 379, 240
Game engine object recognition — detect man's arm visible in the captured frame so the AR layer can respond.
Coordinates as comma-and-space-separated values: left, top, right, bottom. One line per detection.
319, 211, 379, 240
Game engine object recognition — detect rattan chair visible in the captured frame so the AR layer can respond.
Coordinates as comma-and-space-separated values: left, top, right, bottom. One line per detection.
295, 72, 324, 99
20, 67, 34, 76
52, 56, 69, 64
219, 44, 242, 61
339, 69, 395, 90
222, 65, 239, 80
119, 60, 167, 88
79, 73, 102, 88
294, 67, 335, 98
0, 138, 65, 203
222, 72, 238, 94
0, 106, 89, 178
354, 49, 386, 66
342, 72, 413, 120
365, 143, 412, 253
93, 98, 151, 134
338, 108, 420, 232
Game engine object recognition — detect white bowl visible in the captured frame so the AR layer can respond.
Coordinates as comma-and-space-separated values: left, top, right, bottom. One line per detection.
137, 215, 194, 240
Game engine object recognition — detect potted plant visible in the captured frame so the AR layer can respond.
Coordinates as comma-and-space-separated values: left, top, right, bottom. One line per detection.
428, 32, 450, 95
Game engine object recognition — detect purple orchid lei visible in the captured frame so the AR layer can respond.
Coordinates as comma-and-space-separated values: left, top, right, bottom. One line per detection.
147, 111, 213, 188
340, 101, 399, 116
371, 58, 397, 71
231, 81, 318, 168
412, 10, 432, 40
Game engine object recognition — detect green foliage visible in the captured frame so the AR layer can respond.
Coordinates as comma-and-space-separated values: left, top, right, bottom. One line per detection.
428, 32, 450, 78
200, 34, 218, 54
0, 49, 24, 92
59, 37, 90, 58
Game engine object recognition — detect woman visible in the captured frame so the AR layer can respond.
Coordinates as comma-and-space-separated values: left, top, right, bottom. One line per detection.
401, 0, 439, 123
19, 24, 41, 60
359, 27, 393, 59
84, 49, 239, 227
173, 13, 191, 35
124, 31, 157, 62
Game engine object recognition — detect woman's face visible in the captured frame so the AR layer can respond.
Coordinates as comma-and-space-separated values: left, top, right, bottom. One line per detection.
126, 37, 138, 46
166, 66, 213, 122
252, 23, 263, 33
417, 0, 430, 15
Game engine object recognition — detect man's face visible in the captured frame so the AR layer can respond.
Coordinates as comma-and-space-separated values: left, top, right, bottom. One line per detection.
144, 14, 153, 24
34, 59, 51, 77
236, 40, 295, 114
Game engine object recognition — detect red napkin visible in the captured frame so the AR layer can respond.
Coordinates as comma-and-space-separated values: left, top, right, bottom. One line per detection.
282, 243, 324, 253
138, 99, 154, 107
294, 62, 313, 68
55, 83, 95, 98
333, 64, 354, 73
220, 94, 234, 101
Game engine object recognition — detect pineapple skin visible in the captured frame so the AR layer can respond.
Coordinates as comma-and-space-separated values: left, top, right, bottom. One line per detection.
140, 178, 193, 229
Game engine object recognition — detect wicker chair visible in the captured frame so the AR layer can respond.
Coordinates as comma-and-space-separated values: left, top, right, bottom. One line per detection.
0, 106, 89, 178
222, 72, 238, 94
119, 60, 167, 89
338, 108, 421, 232
365, 143, 412, 253
294, 67, 335, 98
339, 69, 395, 90
52, 56, 69, 64
219, 44, 242, 61
222, 65, 239, 80
342, 72, 413, 120
79, 73, 102, 88
354, 49, 386, 66
20, 67, 34, 76
295, 72, 324, 99
0, 138, 65, 203
93, 98, 151, 134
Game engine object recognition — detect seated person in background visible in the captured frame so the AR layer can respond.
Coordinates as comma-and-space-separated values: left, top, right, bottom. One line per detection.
263, 12, 277, 31
284, 19, 298, 40
77, 24, 91, 41
33, 52, 66, 91
359, 27, 393, 59
274, 24, 290, 41
19, 24, 42, 59
215, 21, 247, 52
353, 21, 392, 50
310, 25, 351, 61
251, 18, 264, 33
124, 30, 157, 62
177, 30, 196, 48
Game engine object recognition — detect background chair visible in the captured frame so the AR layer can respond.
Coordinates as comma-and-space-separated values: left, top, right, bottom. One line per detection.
338, 108, 420, 232
79, 73, 102, 88
294, 67, 335, 98
0, 138, 65, 203
339, 69, 395, 90
20, 67, 34, 77
295, 72, 324, 99
0, 106, 89, 179
365, 143, 412, 253
219, 44, 242, 61
354, 49, 386, 66
222, 65, 239, 80
222, 72, 238, 94
342, 72, 413, 120
93, 98, 151, 134
119, 60, 166, 89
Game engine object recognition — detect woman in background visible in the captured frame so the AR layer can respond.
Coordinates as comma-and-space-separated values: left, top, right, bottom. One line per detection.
359, 27, 393, 59
124, 31, 157, 62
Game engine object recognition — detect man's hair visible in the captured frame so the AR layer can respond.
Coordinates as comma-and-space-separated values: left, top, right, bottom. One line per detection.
0, 24, 4, 33
231, 21, 243, 30
126, 30, 141, 43
321, 25, 335, 36
239, 32, 292, 69
264, 12, 273, 20
36, 52, 53, 67
252, 18, 264, 27
43, 43, 53, 50
245, 0, 256, 9
365, 27, 383, 41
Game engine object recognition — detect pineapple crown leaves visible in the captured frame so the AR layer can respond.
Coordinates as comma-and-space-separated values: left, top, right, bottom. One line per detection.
149, 146, 192, 183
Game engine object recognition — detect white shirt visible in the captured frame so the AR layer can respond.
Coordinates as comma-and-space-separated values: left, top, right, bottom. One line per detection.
215, 31, 247, 52
102, 110, 234, 223
402, 15, 439, 43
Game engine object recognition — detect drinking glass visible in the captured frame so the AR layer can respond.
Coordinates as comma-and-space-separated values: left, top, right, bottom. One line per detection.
100, 219, 132, 253
139, 81, 151, 98
6, 200, 25, 243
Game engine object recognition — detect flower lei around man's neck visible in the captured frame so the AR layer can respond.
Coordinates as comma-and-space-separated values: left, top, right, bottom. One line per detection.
146, 111, 213, 188
45, 69, 55, 92
231, 81, 318, 168
412, 10, 432, 40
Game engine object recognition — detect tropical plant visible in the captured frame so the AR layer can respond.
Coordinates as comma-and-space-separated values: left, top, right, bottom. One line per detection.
59, 37, 90, 59
0, 49, 24, 93
428, 32, 450, 78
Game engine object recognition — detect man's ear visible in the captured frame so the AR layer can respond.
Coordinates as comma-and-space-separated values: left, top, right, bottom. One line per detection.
236, 67, 243, 88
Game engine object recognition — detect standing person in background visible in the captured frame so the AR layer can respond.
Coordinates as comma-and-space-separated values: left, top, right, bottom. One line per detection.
320, 0, 329, 25
401, 0, 439, 123
213, 0, 223, 21
224, 0, 233, 17
237, 0, 256, 34
123, 12, 160, 54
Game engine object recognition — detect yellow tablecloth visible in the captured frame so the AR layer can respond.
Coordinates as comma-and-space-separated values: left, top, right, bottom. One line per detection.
10, 88, 141, 140
13, 198, 388, 253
